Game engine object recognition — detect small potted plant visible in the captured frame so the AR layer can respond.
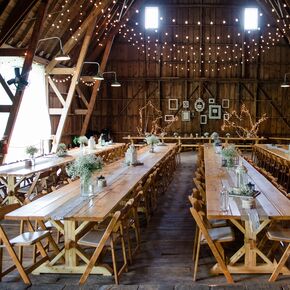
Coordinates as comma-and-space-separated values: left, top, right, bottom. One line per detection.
66, 154, 103, 197
56, 143, 67, 157
25, 145, 38, 167
145, 134, 160, 153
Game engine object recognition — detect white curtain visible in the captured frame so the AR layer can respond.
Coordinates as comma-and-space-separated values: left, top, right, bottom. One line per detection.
0, 57, 51, 162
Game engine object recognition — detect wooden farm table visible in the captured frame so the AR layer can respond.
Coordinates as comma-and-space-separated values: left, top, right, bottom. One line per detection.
123, 136, 265, 149
5, 144, 176, 275
204, 144, 290, 275
0, 143, 125, 205
255, 144, 290, 162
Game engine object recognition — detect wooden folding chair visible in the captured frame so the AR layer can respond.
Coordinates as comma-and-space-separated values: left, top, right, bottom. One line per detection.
189, 197, 234, 283
266, 227, 290, 282
0, 204, 51, 285
78, 209, 127, 285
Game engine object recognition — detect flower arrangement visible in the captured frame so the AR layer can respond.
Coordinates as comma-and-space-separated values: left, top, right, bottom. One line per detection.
56, 143, 67, 157
25, 145, 38, 158
66, 154, 103, 183
221, 144, 238, 167
145, 134, 160, 145
77, 136, 88, 145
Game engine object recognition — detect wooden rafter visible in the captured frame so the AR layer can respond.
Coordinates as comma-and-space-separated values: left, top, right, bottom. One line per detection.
80, 0, 143, 135
51, 17, 97, 152
80, 37, 114, 136
45, 1, 108, 73
2, 0, 50, 161
0, 48, 27, 56
256, 0, 290, 44
0, 74, 14, 102
0, 0, 38, 46
88, 0, 141, 61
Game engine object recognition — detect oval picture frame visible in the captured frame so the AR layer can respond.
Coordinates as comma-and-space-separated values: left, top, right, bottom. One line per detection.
194, 98, 205, 112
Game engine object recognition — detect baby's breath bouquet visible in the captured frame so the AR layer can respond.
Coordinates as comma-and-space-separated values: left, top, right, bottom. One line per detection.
77, 136, 88, 145
66, 154, 103, 183
221, 144, 238, 167
145, 134, 160, 153
145, 134, 160, 146
56, 143, 67, 157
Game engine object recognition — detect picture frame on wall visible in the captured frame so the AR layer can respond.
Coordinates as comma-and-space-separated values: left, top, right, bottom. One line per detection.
164, 115, 175, 122
209, 98, 215, 104
182, 100, 189, 109
222, 99, 230, 108
181, 111, 191, 121
168, 99, 178, 110
200, 115, 207, 124
208, 105, 221, 119
223, 113, 230, 121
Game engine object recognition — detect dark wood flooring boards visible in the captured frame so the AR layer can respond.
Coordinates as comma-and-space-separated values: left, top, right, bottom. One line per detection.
0, 152, 290, 289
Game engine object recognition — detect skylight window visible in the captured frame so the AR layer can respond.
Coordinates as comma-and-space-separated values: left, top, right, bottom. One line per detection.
244, 8, 258, 30
145, 7, 159, 29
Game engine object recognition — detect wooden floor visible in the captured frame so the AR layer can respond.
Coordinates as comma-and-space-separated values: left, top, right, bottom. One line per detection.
0, 151, 290, 289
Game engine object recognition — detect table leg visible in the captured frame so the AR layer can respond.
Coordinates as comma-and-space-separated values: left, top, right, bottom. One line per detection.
33, 220, 113, 275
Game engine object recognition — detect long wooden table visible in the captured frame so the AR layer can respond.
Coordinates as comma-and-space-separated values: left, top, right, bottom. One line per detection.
0, 143, 125, 205
204, 144, 290, 275
255, 144, 290, 162
123, 136, 265, 149
5, 144, 176, 275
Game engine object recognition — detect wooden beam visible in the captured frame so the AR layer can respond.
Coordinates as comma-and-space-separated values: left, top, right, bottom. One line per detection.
0, 105, 11, 112
119, 85, 144, 115
88, 0, 141, 61
3, 0, 50, 152
49, 68, 75, 75
45, 1, 108, 73
80, 38, 114, 136
256, 0, 290, 45
0, 0, 38, 46
49, 108, 63, 115
51, 19, 97, 152
0, 48, 27, 56
48, 76, 66, 107
0, 0, 9, 17
76, 86, 89, 108
0, 74, 14, 102
75, 109, 88, 115
258, 86, 290, 130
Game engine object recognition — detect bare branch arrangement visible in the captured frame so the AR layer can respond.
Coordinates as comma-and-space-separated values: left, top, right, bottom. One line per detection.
136, 101, 178, 136
221, 104, 268, 138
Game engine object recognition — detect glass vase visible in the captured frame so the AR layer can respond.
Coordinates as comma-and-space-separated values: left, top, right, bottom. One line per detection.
79, 143, 86, 155
80, 177, 94, 197
149, 144, 154, 153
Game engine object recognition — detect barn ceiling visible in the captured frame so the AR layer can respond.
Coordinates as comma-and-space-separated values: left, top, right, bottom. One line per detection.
0, 0, 289, 70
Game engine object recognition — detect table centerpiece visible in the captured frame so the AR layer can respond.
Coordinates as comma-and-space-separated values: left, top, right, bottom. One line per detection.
145, 134, 160, 153
66, 154, 103, 197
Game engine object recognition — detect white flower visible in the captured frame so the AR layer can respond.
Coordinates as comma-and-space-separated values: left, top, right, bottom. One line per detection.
78, 136, 88, 145
66, 154, 103, 183
145, 134, 160, 145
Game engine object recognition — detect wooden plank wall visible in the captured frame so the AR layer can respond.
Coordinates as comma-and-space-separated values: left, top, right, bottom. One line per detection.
49, 0, 290, 143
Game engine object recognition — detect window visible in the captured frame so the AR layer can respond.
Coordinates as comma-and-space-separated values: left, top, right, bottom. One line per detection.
244, 8, 258, 30
0, 57, 51, 162
145, 6, 159, 29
